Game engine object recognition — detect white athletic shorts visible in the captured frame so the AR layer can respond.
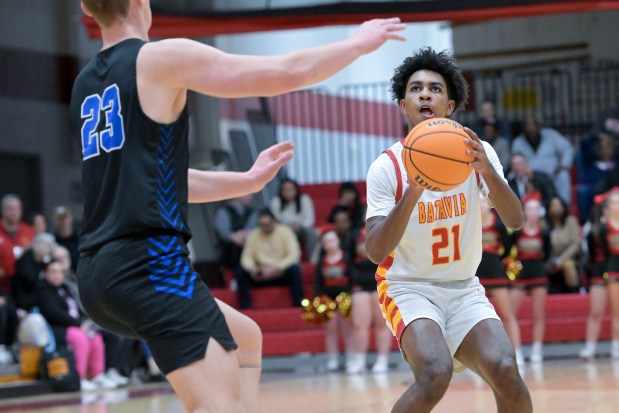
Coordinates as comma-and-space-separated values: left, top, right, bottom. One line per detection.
382, 276, 499, 372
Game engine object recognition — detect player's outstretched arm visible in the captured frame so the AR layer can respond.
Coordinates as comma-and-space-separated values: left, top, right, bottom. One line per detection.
141, 18, 405, 99
187, 141, 294, 203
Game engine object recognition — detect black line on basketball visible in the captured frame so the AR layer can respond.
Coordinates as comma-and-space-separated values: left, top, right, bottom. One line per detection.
406, 148, 465, 187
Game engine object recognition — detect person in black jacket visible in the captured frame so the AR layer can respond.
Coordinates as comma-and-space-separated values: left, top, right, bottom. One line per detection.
37, 260, 116, 391
508, 153, 557, 210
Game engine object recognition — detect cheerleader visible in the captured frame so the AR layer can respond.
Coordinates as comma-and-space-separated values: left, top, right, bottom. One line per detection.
314, 229, 353, 371
593, 189, 619, 359
509, 198, 550, 363
477, 196, 524, 366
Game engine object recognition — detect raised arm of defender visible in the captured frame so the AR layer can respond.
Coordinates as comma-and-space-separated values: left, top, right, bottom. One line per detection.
142, 18, 404, 98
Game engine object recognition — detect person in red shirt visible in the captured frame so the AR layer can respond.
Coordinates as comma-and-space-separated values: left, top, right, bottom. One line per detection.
0, 195, 35, 293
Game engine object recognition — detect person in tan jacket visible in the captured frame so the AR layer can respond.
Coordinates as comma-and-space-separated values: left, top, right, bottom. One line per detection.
234, 209, 303, 309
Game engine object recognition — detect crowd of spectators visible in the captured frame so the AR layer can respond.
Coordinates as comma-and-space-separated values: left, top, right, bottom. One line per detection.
0, 194, 162, 391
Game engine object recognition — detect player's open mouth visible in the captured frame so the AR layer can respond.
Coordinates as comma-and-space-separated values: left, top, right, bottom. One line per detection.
419, 106, 434, 118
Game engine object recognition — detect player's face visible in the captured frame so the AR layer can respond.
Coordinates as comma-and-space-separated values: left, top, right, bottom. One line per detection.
399, 70, 455, 128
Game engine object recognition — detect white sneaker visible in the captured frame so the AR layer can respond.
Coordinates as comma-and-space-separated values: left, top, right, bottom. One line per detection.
515, 348, 525, 368
530, 344, 543, 364
579, 344, 596, 360
325, 358, 339, 372
0, 345, 13, 365
80, 379, 97, 392
345, 353, 366, 375
371, 355, 389, 374
106, 368, 129, 386
92, 373, 118, 390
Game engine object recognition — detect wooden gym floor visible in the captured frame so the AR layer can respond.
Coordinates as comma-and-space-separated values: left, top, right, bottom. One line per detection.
0, 357, 618, 413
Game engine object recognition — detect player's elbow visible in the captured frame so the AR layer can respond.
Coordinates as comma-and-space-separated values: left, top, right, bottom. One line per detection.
365, 246, 387, 265
505, 211, 525, 230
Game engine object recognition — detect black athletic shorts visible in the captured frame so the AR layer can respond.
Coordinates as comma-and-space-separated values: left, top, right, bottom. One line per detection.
76, 234, 237, 375
476, 252, 510, 289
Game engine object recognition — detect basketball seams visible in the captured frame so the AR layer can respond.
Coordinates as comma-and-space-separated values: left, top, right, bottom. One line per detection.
401, 119, 473, 190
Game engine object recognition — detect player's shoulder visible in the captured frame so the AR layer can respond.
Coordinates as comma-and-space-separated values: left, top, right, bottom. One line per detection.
369, 141, 403, 172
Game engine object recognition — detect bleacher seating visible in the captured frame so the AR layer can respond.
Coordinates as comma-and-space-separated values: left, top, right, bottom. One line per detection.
208, 181, 611, 357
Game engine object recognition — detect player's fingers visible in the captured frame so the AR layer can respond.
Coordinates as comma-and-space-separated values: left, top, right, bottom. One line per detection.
272, 150, 294, 168
267, 141, 295, 156
386, 23, 407, 32
381, 17, 402, 24
463, 127, 482, 143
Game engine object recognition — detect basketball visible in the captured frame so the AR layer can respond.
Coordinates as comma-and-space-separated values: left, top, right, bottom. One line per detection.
401, 118, 474, 191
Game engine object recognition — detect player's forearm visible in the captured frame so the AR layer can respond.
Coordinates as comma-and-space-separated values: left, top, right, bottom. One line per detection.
486, 171, 524, 230
280, 38, 367, 91
187, 169, 261, 203
365, 188, 421, 264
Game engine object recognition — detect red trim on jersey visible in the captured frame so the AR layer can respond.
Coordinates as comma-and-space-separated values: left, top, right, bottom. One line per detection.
606, 272, 619, 281
511, 276, 548, 286
383, 149, 403, 203
479, 278, 510, 286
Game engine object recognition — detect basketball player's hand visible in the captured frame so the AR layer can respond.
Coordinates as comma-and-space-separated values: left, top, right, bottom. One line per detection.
248, 141, 294, 190
353, 18, 406, 54
463, 127, 493, 176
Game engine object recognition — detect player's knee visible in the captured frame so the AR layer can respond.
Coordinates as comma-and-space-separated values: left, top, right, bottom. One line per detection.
484, 352, 521, 387
416, 360, 453, 395
235, 315, 262, 365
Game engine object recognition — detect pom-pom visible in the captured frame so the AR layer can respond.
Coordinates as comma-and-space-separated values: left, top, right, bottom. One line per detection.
301, 295, 337, 325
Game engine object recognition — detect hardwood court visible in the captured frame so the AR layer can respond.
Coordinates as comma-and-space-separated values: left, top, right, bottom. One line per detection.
0, 359, 618, 413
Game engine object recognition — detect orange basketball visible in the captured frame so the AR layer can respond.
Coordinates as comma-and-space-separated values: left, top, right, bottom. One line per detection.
401, 118, 474, 191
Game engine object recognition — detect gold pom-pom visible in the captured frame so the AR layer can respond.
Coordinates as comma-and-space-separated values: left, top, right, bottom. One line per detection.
334, 292, 352, 318
503, 257, 523, 281
301, 295, 336, 325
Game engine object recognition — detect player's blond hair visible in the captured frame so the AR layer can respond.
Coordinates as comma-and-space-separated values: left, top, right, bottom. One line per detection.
81, 0, 129, 27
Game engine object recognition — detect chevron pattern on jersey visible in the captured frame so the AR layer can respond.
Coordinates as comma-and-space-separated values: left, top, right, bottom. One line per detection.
156, 126, 184, 232
147, 126, 195, 298
147, 235, 197, 299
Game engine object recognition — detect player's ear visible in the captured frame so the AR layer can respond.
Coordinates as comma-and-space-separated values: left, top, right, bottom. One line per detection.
399, 99, 407, 116
445, 100, 456, 117
80, 2, 93, 17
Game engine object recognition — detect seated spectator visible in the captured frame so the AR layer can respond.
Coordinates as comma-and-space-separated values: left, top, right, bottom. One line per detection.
51, 244, 130, 386
576, 130, 618, 223
593, 105, 619, 136
324, 206, 358, 263
269, 178, 317, 257
480, 120, 511, 171
314, 229, 353, 372
214, 194, 257, 270
234, 209, 302, 309
327, 182, 365, 230
508, 153, 557, 210
37, 260, 116, 391
546, 196, 582, 293
512, 114, 574, 205
53, 206, 80, 273
11, 232, 55, 315
0, 291, 17, 364
28, 212, 48, 234
0, 194, 36, 294
470, 99, 512, 141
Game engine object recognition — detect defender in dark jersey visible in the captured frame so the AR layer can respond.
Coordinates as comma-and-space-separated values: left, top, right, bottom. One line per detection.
71, 1, 405, 412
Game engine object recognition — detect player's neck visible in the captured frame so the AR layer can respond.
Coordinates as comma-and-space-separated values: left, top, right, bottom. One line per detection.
100, 23, 148, 50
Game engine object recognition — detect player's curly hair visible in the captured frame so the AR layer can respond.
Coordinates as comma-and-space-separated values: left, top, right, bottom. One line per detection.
390, 48, 469, 112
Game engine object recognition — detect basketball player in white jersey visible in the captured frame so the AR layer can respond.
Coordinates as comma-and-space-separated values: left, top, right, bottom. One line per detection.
365, 48, 532, 412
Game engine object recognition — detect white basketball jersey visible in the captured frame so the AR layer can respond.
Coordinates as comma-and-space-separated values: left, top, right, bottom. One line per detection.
366, 140, 506, 282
